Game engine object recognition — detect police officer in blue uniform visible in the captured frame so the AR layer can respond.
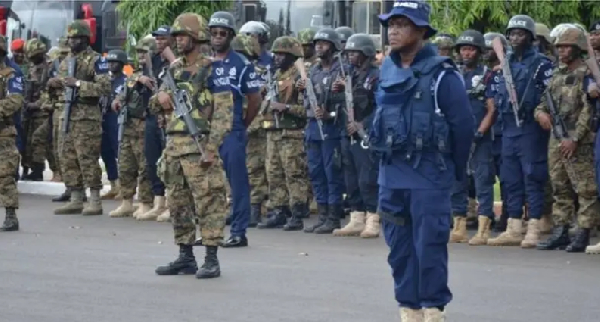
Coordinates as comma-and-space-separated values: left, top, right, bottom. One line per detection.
449, 30, 496, 246
331, 33, 380, 238
101, 51, 126, 196
483, 32, 509, 232
299, 28, 346, 234
371, 1, 473, 320
487, 15, 553, 248
209, 11, 262, 248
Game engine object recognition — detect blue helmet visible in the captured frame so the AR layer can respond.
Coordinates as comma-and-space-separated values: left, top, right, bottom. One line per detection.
378, 0, 437, 39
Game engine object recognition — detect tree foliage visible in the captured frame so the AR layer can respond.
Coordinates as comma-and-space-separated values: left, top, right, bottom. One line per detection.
116, 0, 234, 39
428, 0, 600, 36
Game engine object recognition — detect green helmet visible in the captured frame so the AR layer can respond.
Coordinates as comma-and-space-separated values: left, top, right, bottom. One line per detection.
431, 34, 454, 49
67, 20, 91, 38
25, 38, 47, 58
271, 36, 303, 57
58, 37, 70, 53
232, 34, 260, 58
106, 49, 128, 64
552, 24, 587, 51
298, 28, 316, 45
171, 13, 209, 42
136, 36, 157, 53
535, 23, 552, 43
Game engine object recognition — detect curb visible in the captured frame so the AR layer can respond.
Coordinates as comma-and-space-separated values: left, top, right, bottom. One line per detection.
17, 181, 112, 197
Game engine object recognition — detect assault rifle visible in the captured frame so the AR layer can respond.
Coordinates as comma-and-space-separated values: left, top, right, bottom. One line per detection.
61, 57, 77, 135
337, 55, 368, 149
492, 37, 522, 127
259, 66, 280, 128
545, 90, 579, 192
295, 58, 326, 140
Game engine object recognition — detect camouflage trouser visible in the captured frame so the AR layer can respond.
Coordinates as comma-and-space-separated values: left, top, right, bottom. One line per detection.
159, 151, 226, 247
0, 137, 19, 208
22, 115, 46, 168
549, 143, 599, 229
543, 180, 553, 216
52, 112, 62, 176
266, 132, 309, 207
118, 119, 152, 203
31, 116, 57, 171
247, 131, 267, 204
59, 119, 103, 190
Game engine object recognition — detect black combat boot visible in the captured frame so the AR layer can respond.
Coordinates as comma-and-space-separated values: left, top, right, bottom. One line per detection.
0, 208, 19, 232
566, 228, 590, 253
314, 204, 342, 234
249, 203, 262, 228
27, 163, 44, 181
283, 203, 305, 231
196, 246, 221, 279
225, 205, 233, 226
257, 206, 287, 229
537, 225, 570, 250
155, 244, 198, 275
304, 204, 328, 233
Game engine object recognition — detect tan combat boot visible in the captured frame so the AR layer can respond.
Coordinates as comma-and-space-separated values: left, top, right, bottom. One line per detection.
51, 173, 62, 182
133, 202, 153, 219
449, 217, 468, 243
360, 212, 381, 238
109, 199, 135, 218
137, 196, 166, 221
309, 198, 318, 214
469, 216, 492, 246
101, 180, 119, 200
82, 189, 103, 216
585, 241, 600, 254
487, 218, 523, 246
400, 308, 424, 322
521, 218, 540, 248
156, 208, 171, 222
423, 308, 445, 322
333, 211, 365, 236
54, 189, 84, 215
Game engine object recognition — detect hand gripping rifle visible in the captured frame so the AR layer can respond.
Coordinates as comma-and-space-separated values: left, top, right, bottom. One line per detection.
61, 57, 77, 135
337, 55, 368, 149
259, 66, 280, 127
492, 37, 522, 127
295, 58, 326, 140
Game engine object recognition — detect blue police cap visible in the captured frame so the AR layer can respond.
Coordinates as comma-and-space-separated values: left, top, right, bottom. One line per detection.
378, 0, 437, 39
152, 25, 171, 37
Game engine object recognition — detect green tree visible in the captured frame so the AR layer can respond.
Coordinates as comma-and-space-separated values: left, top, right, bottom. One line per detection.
429, 0, 600, 36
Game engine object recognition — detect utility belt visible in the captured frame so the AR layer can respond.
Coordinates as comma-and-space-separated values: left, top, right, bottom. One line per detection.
261, 114, 306, 131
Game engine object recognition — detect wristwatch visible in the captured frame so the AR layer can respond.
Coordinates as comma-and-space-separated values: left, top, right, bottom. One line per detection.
75, 80, 81, 88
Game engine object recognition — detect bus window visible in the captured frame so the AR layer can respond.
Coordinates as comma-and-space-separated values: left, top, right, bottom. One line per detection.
352, 1, 368, 34
369, 1, 381, 35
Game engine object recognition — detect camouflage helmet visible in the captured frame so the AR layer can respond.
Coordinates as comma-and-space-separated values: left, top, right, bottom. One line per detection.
271, 36, 303, 57
106, 49, 128, 64
58, 37, 70, 53
0, 35, 6, 53
535, 23, 552, 43
171, 13, 209, 42
232, 34, 260, 58
431, 34, 454, 49
344, 33, 376, 57
136, 36, 157, 53
551, 24, 587, 51
47, 47, 60, 61
67, 20, 91, 38
25, 38, 47, 58
298, 28, 317, 45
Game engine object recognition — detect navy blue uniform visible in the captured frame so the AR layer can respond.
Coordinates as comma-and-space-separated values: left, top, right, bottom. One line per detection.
7, 58, 24, 156
370, 44, 473, 309
101, 74, 125, 182
212, 50, 261, 238
495, 48, 553, 220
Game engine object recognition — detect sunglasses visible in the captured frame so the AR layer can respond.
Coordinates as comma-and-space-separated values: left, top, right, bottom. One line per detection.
211, 30, 228, 38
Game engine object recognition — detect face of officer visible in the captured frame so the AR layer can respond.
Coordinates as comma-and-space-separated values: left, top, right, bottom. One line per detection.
347, 51, 366, 67
303, 44, 315, 59
30, 53, 45, 65
508, 29, 531, 51
437, 47, 452, 56
315, 40, 333, 59
12, 50, 25, 64
387, 16, 426, 53
482, 48, 497, 63
68, 36, 88, 54
136, 50, 147, 66
273, 52, 294, 70
557, 45, 578, 64
458, 45, 479, 67
210, 27, 233, 53
175, 34, 195, 55
155, 35, 170, 53
590, 31, 600, 50
108, 61, 122, 73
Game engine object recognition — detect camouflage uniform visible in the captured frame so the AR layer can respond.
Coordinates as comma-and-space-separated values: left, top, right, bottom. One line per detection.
109, 46, 153, 218
152, 13, 230, 279
22, 39, 51, 180
260, 36, 309, 230
54, 21, 111, 216
0, 35, 25, 231
232, 34, 268, 222
535, 26, 599, 252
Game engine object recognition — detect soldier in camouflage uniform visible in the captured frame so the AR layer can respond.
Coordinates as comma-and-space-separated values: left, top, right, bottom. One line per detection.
256, 36, 308, 231
431, 33, 455, 57
231, 34, 269, 226
152, 13, 230, 279
21, 39, 50, 181
535, 25, 599, 253
0, 35, 25, 231
535, 23, 556, 62
109, 46, 154, 218
50, 20, 111, 216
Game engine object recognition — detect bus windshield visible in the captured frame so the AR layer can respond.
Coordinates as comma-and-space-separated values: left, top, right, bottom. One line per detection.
262, 0, 332, 40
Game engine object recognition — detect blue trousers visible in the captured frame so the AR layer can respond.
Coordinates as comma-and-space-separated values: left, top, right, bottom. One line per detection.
306, 138, 344, 205
144, 115, 165, 196
501, 131, 549, 220
451, 139, 495, 218
220, 131, 250, 237
341, 137, 378, 213
380, 187, 453, 309
493, 135, 506, 208
101, 112, 118, 182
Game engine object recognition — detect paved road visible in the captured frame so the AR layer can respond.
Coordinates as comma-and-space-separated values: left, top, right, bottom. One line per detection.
2, 195, 600, 322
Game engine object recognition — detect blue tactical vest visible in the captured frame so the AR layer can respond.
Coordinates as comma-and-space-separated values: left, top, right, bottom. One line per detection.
464, 66, 487, 137
370, 50, 456, 169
